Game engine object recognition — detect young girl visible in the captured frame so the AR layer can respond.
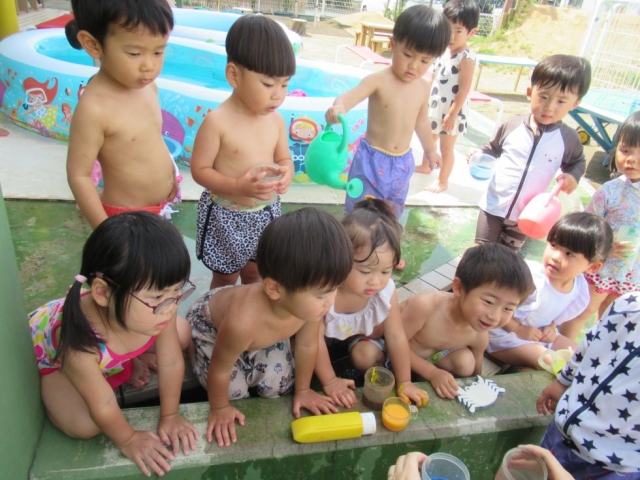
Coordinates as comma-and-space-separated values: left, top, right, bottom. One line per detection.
487, 212, 613, 370
29, 212, 199, 477
419, 0, 478, 194
561, 111, 640, 341
314, 199, 429, 408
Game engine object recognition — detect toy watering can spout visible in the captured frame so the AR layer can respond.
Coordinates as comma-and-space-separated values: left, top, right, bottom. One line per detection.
304, 114, 362, 198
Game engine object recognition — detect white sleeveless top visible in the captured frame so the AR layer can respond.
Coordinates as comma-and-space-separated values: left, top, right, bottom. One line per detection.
324, 280, 395, 340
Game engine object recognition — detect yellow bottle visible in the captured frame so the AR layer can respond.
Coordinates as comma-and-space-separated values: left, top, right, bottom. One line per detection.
291, 412, 376, 443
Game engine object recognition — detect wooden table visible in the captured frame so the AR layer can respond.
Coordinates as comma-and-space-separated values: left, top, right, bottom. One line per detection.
357, 21, 394, 50
474, 54, 539, 92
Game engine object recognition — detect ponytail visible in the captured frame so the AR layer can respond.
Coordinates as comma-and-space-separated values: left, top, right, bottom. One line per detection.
56, 276, 100, 361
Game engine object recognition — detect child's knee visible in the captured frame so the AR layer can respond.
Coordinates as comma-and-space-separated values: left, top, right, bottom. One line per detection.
350, 342, 385, 372
176, 315, 192, 352
447, 348, 475, 378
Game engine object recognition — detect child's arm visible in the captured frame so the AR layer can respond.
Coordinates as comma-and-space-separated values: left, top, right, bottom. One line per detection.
155, 316, 199, 455
502, 318, 543, 341
190, 113, 275, 201
401, 294, 458, 399
292, 320, 339, 418
274, 115, 295, 195
441, 55, 475, 132
325, 74, 378, 124
384, 292, 429, 407
536, 379, 569, 415
557, 132, 586, 194
62, 351, 174, 477
314, 322, 356, 408
66, 100, 108, 229
415, 82, 442, 173
205, 323, 250, 447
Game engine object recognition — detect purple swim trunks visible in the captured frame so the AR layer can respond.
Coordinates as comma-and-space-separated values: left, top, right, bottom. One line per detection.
345, 137, 415, 218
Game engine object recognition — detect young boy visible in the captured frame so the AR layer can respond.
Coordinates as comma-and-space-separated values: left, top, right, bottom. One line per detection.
401, 243, 534, 399
187, 208, 353, 448
325, 5, 451, 217
471, 54, 591, 251
65, 0, 180, 228
422, 0, 479, 194
536, 292, 640, 478
190, 15, 295, 289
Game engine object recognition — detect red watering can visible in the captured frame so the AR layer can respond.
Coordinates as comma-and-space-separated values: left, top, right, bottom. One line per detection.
518, 178, 564, 240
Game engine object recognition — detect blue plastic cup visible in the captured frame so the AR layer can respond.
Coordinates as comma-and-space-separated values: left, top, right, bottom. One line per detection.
421, 452, 470, 480
468, 152, 497, 180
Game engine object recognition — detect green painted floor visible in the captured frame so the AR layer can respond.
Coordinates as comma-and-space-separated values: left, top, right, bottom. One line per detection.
7, 199, 549, 314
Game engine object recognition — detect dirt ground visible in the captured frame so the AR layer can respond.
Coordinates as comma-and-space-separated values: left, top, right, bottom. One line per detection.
274, 5, 612, 188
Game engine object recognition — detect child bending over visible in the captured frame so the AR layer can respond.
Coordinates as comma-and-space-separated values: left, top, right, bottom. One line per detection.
488, 213, 612, 370
191, 15, 295, 289
423, 0, 479, 194
65, 0, 181, 228
470, 54, 591, 251
325, 6, 450, 217
402, 243, 533, 399
537, 292, 640, 478
561, 112, 640, 341
29, 212, 199, 477
315, 199, 429, 409
187, 208, 353, 448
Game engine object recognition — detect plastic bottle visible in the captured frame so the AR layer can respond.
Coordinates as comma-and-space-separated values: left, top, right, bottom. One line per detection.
291, 411, 376, 443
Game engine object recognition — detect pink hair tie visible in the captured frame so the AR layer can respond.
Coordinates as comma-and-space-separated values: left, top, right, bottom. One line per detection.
75, 275, 87, 284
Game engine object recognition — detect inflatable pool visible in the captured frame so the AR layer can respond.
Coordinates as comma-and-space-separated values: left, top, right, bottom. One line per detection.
171, 9, 303, 56
0, 29, 368, 182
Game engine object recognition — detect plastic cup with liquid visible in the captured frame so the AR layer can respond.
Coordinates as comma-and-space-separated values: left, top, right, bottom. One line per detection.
381, 397, 419, 432
362, 366, 395, 411
494, 447, 548, 480
251, 164, 282, 205
616, 225, 639, 268
468, 152, 497, 180
537, 348, 572, 375
421, 452, 471, 480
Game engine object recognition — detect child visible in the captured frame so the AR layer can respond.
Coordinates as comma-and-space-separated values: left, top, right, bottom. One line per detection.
190, 15, 295, 289
561, 111, 640, 341
402, 243, 533, 399
422, 0, 479, 194
536, 292, 640, 478
471, 54, 591, 251
325, 5, 451, 217
314, 199, 429, 409
65, 0, 181, 228
188, 208, 353, 447
487, 212, 613, 370
29, 212, 199, 477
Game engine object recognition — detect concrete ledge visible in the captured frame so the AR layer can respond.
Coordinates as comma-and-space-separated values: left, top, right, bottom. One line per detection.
30, 372, 553, 480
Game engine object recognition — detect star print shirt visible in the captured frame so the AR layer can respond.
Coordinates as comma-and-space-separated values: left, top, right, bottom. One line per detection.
553, 292, 640, 473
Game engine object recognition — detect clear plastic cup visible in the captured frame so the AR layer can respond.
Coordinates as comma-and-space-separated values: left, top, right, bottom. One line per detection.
362, 366, 395, 411
468, 152, 497, 180
251, 164, 282, 205
381, 397, 418, 432
494, 447, 548, 480
421, 452, 471, 480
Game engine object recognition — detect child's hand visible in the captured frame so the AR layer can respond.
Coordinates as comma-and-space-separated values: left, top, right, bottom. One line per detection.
536, 380, 568, 415
612, 239, 636, 259
207, 405, 245, 447
292, 388, 338, 418
325, 105, 345, 125
237, 168, 278, 201
323, 377, 357, 409
555, 173, 577, 194
442, 113, 455, 132
427, 370, 460, 400
158, 413, 200, 457
118, 430, 175, 477
515, 324, 543, 341
518, 445, 575, 480
275, 164, 293, 195
397, 381, 429, 406
466, 148, 481, 162
539, 322, 557, 343
420, 151, 442, 174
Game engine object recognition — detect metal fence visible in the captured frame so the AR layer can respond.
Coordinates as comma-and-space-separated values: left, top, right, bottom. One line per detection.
579, 0, 640, 92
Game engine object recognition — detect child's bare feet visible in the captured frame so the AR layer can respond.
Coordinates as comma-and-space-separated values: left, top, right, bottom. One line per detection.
414, 164, 433, 174
395, 259, 406, 270
127, 358, 150, 389
139, 352, 158, 371
425, 180, 448, 193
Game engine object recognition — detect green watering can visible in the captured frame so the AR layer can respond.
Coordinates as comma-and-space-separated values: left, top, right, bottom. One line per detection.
304, 114, 363, 198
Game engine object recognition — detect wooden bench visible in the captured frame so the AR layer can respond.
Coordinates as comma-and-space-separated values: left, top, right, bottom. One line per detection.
335, 45, 504, 133
370, 35, 391, 54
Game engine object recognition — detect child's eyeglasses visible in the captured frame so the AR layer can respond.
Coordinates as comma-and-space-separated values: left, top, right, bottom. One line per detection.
95, 273, 196, 315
